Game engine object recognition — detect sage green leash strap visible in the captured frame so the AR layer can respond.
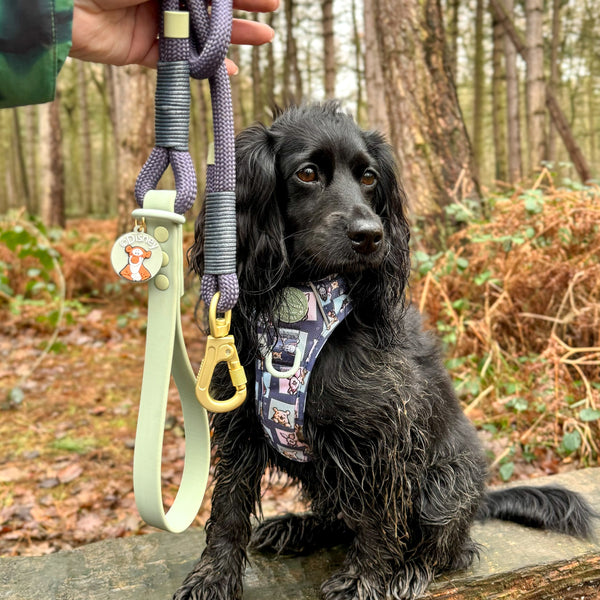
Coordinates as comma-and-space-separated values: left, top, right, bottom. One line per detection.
131, 190, 210, 533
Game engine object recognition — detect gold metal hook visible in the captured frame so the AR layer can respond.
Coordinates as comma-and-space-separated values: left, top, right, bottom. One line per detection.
195, 293, 247, 413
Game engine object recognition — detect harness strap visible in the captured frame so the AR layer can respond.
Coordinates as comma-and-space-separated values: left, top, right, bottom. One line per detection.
256, 276, 353, 462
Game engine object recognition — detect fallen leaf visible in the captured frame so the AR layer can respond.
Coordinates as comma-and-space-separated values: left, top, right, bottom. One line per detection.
0, 467, 23, 482
38, 477, 60, 489
74, 512, 103, 539
57, 463, 83, 484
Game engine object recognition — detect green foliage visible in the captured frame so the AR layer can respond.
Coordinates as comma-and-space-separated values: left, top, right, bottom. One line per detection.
506, 396, 529, 413
1, 216, 67, 407
412, 249, 443, 276
443, 198, 484, 224
51, 436, 97, 454
0, 260, 12, 296
579, 408, 600, 422
0, 216, 62, 302
499, 461, 515, 482
560, 430, 582, 454
520, 189, 544, 214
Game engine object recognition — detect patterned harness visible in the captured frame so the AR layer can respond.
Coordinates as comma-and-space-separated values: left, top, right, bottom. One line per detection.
255, 276, 352, 461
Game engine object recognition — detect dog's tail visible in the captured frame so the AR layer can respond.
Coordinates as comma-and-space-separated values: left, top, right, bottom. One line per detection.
477, 485, 597, 540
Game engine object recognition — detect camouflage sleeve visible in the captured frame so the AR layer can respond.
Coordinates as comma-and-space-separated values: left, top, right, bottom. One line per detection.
0, 0, 73, 108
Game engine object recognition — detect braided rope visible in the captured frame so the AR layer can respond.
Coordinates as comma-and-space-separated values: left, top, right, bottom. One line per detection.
134, 0, 239, 312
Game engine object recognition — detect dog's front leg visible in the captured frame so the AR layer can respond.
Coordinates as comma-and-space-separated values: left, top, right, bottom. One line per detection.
173, 411, 268, 600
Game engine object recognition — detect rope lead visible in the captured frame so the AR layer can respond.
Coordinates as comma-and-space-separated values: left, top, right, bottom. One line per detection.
135, 0, 239, 311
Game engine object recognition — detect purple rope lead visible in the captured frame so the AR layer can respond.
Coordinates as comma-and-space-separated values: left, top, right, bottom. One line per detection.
135, 0, 239, 312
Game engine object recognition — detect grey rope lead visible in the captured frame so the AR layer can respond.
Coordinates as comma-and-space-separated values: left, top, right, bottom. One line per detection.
134, 0, 239, 312
135, 6, 197, 214
190, 0, 238, 312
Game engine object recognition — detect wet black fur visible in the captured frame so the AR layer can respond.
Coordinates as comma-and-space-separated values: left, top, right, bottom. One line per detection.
174, 103, 596, 600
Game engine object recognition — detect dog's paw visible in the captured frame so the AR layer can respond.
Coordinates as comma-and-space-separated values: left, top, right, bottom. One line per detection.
252, 513, 349, 555
172, 563, 242, 600
445, 539, 480, 572
320, 568, 384, 600
385, 562, 434, 599
252, 513, 312, 554
172, 581, 231, 600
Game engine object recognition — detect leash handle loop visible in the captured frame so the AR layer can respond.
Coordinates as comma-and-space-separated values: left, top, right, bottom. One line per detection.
132, 191, 211, 533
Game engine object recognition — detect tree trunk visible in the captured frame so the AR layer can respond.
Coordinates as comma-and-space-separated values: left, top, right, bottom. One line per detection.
503, 0, 522, 184
492, 9, 508, 182
472, 0, 485, 176
102, 65, 117, 216
446, 0, 460, 78
0, 110, 9, 213
77, 61, 94, 214
40, 98, 66, 229
351, 0, 365, 125
322, 0, 335, 99
25, 106, 40, 215
428, 555, 600, 599
524, 0, 546, 173
363, 0, 389, 136
372, 0, 480, 215
251, 14, 264, 123
63, 62, 84, 218
265, 12, 276, 113
489, 0, 592, 182
11, 109, 32, 213
229, 44, 245, 132
283, 0, 303, 105
546, 0, 560, 164
114, 66, 154, 236
588, 66, 596, 169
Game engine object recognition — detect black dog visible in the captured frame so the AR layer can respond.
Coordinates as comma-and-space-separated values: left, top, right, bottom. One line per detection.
175, 103, 595, 600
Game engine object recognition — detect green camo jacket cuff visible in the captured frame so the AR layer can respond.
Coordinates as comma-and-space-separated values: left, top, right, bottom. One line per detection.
0, 0, 73, 109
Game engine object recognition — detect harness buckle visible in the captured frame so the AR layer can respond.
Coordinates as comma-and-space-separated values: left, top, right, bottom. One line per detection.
195, 293, 247, 413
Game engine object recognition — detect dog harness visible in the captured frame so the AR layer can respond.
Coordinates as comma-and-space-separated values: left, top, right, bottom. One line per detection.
256, 276, 353, 461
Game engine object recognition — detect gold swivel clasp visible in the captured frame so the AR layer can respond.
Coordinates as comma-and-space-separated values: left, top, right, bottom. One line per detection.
195, 292, 247, 413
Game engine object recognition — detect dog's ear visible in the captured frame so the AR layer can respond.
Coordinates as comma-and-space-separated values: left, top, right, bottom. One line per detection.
234, 123, 288, 295
359, 131, 412, 334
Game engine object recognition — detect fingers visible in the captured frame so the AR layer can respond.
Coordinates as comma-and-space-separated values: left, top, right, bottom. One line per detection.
230, 18, 275, 46
225, 58, 239, 76
138, 39, 160, 69
232, 0, 280, 12
93, 0, 157, 9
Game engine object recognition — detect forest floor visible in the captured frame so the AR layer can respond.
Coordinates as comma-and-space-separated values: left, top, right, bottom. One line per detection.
0, 218, 307, 557
1, 175, 599, 556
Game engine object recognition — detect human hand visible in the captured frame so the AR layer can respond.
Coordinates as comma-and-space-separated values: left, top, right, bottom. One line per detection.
70, 0, 278, 74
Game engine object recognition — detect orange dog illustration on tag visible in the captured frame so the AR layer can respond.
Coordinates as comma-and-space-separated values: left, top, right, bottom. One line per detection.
120, 245, 153, 281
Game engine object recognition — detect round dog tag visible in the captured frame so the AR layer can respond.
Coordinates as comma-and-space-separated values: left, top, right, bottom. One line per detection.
276, 287, 309, 323
111, 230, 162, 283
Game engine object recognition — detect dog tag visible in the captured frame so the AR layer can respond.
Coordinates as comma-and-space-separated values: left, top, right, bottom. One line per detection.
276, 287, 309, 324
111, 225, 162, 283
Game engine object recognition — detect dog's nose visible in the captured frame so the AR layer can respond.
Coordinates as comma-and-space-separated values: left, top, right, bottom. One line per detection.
347, 219, 384, 255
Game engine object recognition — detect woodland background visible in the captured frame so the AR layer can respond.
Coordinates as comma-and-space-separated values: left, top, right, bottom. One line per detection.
0, 0, 599, 556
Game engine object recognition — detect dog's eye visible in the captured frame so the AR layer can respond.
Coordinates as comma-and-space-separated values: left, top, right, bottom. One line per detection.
297, 167, 318, 183
361, 170, 377, 186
